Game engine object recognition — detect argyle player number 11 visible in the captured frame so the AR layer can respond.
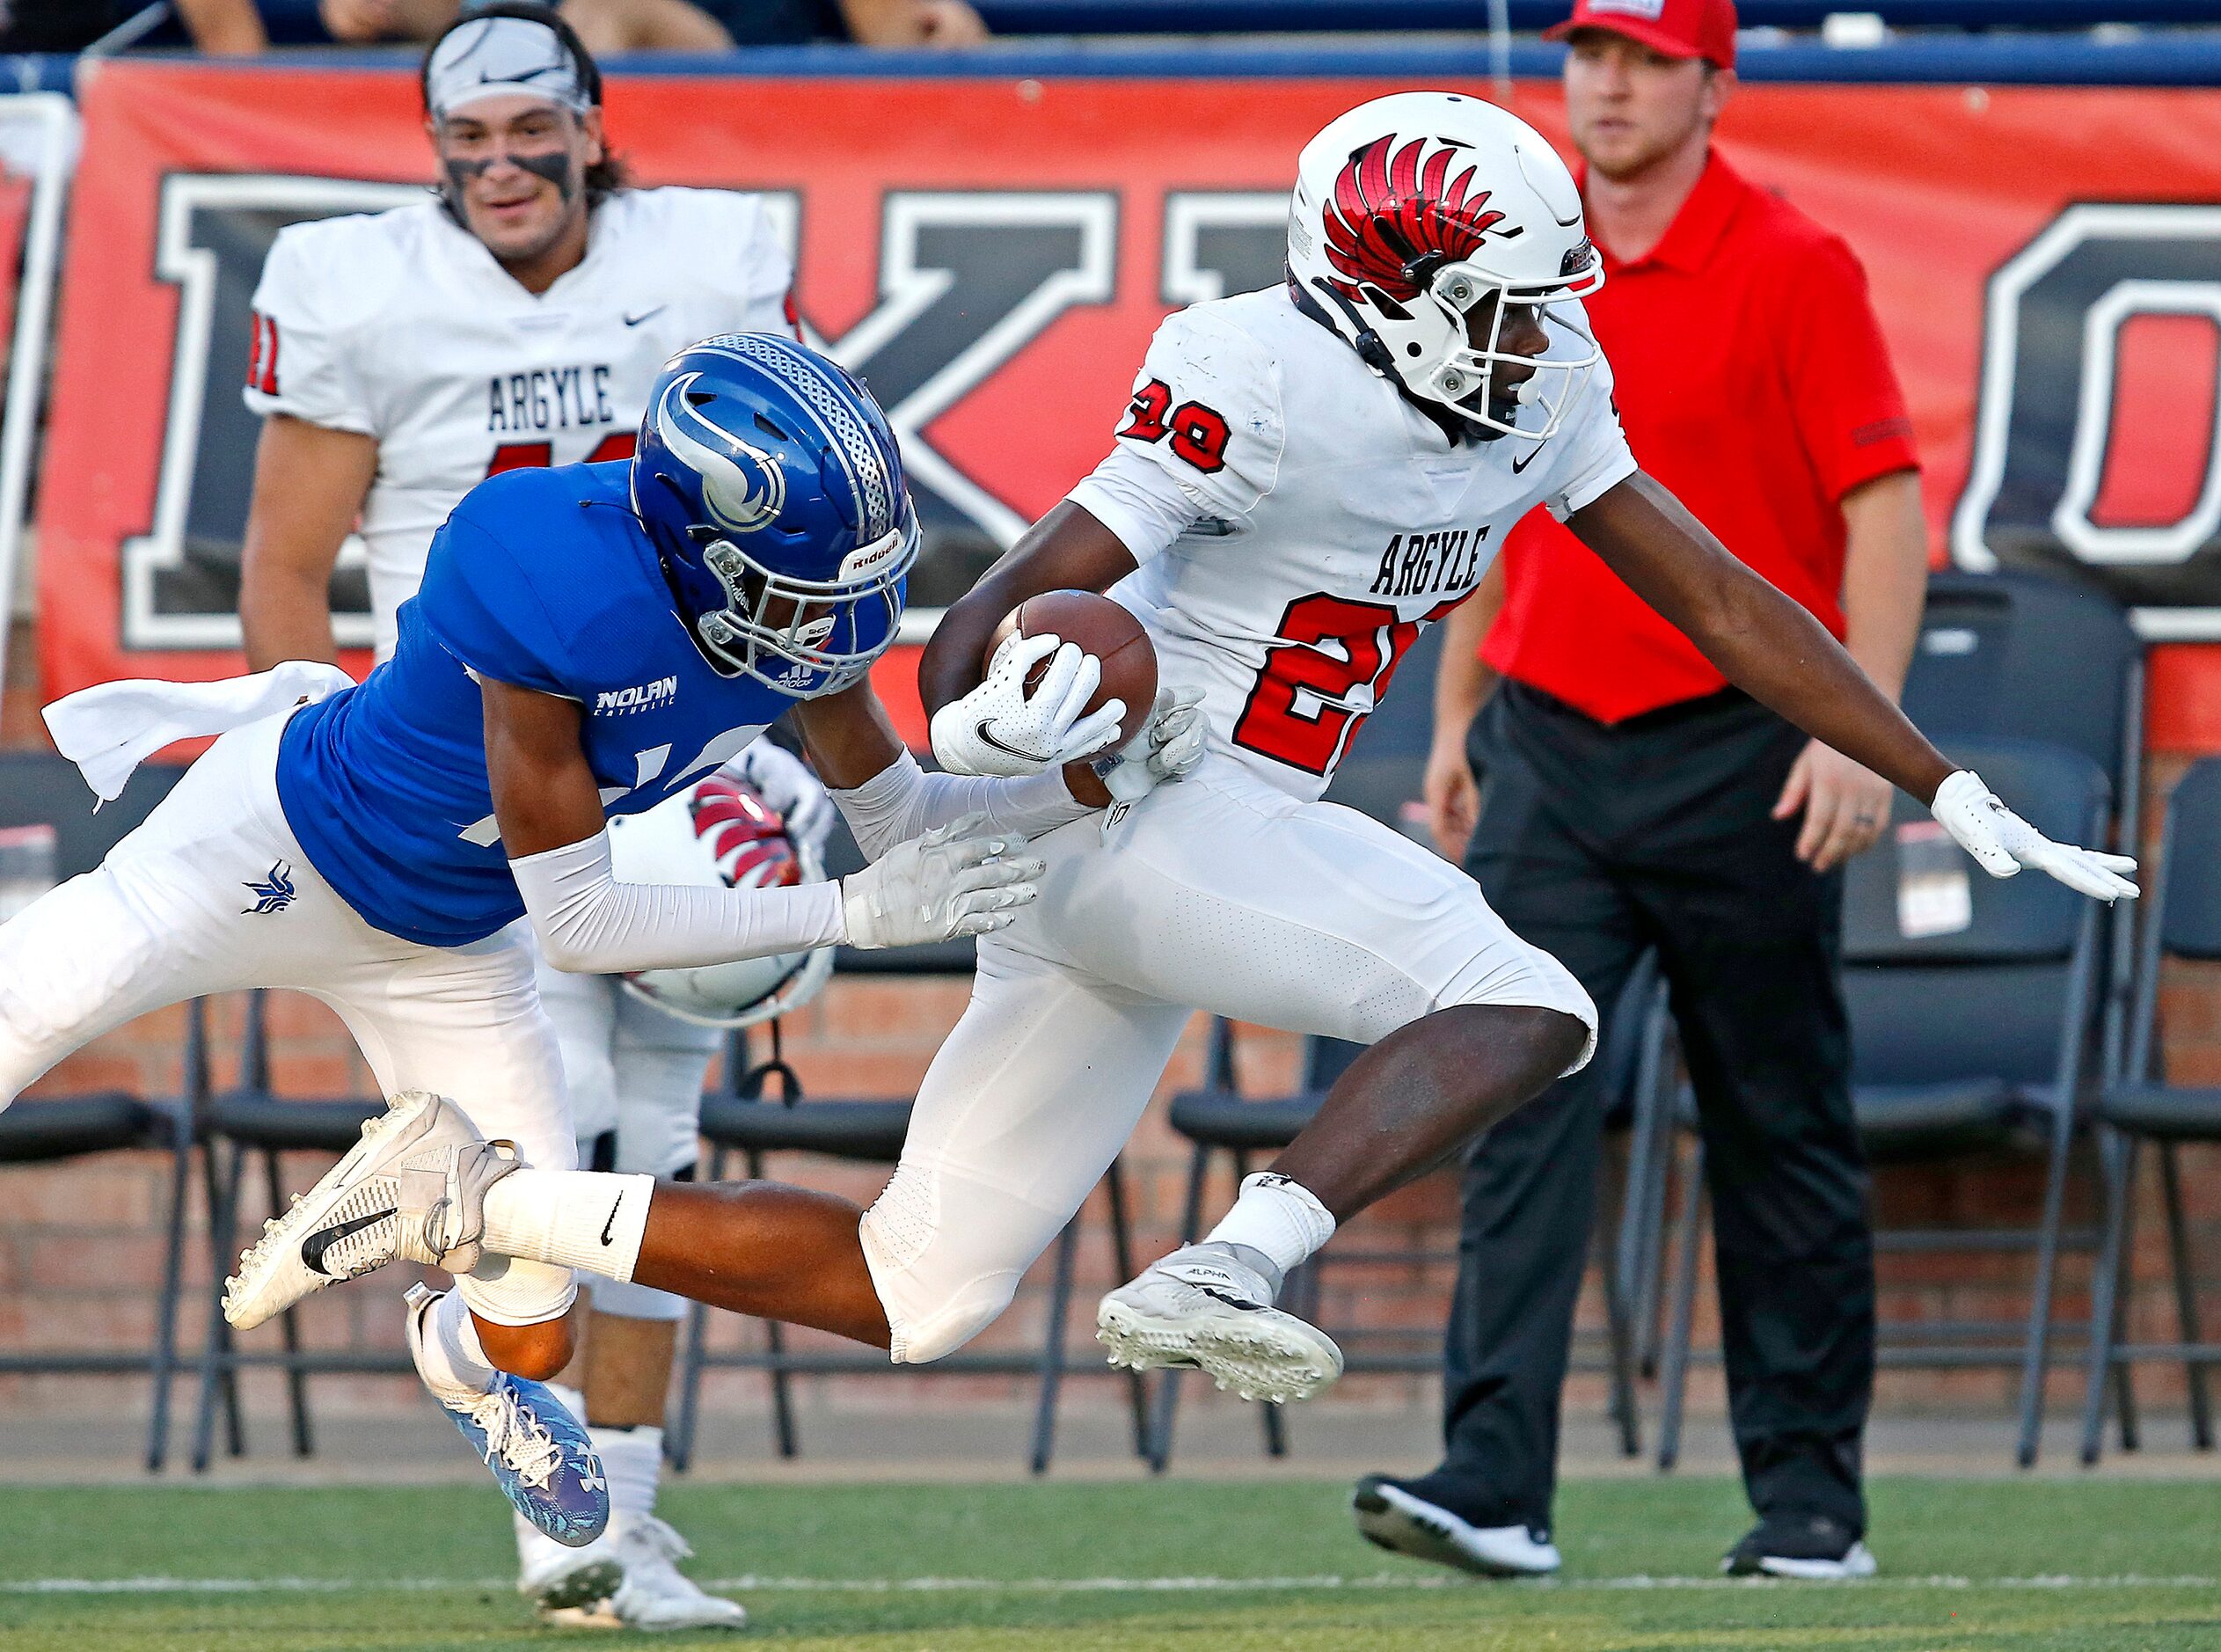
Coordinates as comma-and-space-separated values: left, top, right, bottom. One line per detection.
208, 94, 2135, 1469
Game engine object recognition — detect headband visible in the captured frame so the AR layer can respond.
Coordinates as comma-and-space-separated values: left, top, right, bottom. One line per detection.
426, 16, 590, 121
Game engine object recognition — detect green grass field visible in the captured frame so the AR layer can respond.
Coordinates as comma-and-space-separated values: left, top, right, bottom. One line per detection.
4, 1477, 2219, 1650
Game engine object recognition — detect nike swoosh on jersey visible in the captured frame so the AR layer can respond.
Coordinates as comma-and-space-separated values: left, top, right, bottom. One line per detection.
974, 720, 1057, 765
1511, 447, 1541, 474
624, 306, 668, 327
302, 1209, 397, 1277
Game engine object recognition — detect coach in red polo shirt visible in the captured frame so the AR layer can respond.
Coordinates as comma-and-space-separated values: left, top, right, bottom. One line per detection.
1357, 0, 1926, 1582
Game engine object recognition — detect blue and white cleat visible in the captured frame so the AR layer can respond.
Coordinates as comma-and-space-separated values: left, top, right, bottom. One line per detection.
405, 1284, 610, 1548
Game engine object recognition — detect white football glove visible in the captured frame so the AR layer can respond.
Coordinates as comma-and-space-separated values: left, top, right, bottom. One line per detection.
1093, 687, 1207, 806
725, 739, 835, 855
839, 813, 1045, 948
930, 632, 1129, 778
1930, 769, 2138, 903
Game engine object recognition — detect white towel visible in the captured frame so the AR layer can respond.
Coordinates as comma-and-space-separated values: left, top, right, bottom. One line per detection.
41, 662, 354, 805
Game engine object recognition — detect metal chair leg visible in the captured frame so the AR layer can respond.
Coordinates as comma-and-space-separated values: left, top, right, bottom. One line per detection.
740, 1148, 800, 1460
1147, 1141, 1212, 1473
1028, 1217, 1082, 1475
145, 1098, 196, 1473
193, 1140, 247, 1471
2115, 1167, 2144, 1455
1104, 1159, 1150, 1460
667, 1141, 727, 1474
2013, 1101, 2079, 1469
1656, 1143, 1706, 1474
262, 1147, 314, 1459
2079, 1129, 2135, 1465
2158, 1142, 2214, 1450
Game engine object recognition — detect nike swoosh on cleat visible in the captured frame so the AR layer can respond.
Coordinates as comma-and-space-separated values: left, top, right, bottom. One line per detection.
301, 1209, 396, 1276
600, 1198, 624, 1246
1193, 1286, 1268, 1312
974, 720, 1056, 765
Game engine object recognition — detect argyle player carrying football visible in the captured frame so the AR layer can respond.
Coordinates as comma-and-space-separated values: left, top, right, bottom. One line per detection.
6, 334, 1204, 1552
223, 95, 2133, 1435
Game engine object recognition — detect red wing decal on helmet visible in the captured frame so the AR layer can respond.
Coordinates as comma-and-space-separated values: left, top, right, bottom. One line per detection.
690, 776, 801, 888
1322, 135, 1509, 301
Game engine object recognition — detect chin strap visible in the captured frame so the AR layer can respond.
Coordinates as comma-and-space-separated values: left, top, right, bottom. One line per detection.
1286, 275, 1489, 448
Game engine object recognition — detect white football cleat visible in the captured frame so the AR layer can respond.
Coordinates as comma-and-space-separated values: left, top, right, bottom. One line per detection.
516, 1512, 626, 1619
605, 1513, 748, 1631
1352, 1474, 1562, 1577
223, 1090, 519, 1331
1096, 1242, 1343, 1404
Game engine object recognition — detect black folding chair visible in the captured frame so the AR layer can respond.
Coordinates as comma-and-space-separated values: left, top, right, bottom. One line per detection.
0, 753, 196, 1470
666, 941, 1147, 1477
2079, 757, 2221, 1463
1653, 739, 2114, 1470
188, 989, 389, 1471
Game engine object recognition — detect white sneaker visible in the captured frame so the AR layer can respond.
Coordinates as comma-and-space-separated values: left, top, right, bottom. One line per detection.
1352, 1475, 1562, 1577
1096, 1242, 1343, 1404
224, 1091, 519, 1331
607, 1513, 748, 1631
516, 1513, 626, 1619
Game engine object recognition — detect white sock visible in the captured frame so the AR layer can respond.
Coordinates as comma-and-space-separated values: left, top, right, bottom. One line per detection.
415, 1288, 499, 1400
1204, 1173, 1337, 1277
589, 1424, 661, 1521
483, 1170, 654, 1282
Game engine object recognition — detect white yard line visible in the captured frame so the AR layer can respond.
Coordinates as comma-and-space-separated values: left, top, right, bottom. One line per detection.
5, 1573, 2219, 1596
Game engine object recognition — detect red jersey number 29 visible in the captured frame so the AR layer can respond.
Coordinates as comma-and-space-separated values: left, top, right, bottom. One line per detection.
1231, 593, 1462, 775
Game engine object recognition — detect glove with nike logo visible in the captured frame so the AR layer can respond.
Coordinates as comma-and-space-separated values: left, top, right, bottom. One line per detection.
1930, 769, 2138, 903
840, 814, 1046, 948
930, 632, 1128, 778
1093, 686, 1207, 805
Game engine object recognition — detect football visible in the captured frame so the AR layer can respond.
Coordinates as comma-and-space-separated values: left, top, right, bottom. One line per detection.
987, 589, 1158, 807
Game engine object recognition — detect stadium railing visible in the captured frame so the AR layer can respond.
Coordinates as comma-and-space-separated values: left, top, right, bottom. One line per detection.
2079, 757, 2221, 1465
1649, 737, 2115, 1471
0, 753, 194, 1471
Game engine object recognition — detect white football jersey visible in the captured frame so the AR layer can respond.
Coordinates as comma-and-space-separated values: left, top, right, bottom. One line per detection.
1067, 286, 1635, 802
245, 186, 794, 660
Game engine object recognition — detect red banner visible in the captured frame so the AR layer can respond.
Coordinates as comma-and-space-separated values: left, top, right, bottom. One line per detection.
35, 62, 2221, 746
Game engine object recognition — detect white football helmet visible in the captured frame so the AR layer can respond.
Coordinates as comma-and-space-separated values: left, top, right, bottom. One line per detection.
607, 767, 835, 1028
1287, 91, 1604, 439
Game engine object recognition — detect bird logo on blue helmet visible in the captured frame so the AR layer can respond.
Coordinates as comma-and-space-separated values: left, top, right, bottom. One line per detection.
630, 333, 918, 698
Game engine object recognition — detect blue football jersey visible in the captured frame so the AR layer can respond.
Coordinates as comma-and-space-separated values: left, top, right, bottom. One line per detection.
274, 461, 824, 948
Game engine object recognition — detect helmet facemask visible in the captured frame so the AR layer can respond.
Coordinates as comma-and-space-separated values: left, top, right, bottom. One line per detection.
690, 519, 917, 698
1386, 251, 1605, 438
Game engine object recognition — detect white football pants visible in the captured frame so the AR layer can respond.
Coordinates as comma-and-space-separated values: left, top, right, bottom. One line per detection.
535, 961, 718, 1322
0, 712, 577, 1326
860, 756, 1596, 1364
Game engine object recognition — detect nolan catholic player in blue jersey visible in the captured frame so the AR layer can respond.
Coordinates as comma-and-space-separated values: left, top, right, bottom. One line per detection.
6, 334, 1191, 1546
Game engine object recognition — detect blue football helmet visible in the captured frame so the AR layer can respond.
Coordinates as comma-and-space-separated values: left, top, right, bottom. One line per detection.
631, 333, 919, 698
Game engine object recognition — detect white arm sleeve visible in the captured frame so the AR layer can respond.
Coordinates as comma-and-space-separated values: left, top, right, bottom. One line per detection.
510, 832, 845, 976
829, 749, 1092, 863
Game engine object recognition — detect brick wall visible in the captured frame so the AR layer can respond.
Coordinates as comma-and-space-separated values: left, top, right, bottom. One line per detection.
5, 616, 2219, 1426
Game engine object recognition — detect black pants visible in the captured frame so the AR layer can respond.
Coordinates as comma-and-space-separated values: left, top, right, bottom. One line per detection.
1439, 681, 1875, 1535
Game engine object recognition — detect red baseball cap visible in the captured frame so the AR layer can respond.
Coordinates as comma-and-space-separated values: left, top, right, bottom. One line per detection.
1545, 0, 1738, 70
